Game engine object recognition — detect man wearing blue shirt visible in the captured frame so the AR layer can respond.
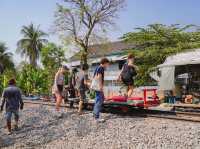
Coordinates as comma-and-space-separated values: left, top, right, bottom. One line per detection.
0, 79, 23, 135
93, 58, 110, 122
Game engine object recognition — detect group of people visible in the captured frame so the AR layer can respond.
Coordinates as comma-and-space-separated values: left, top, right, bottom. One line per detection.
0, 53, 138, 134
53, 64, 90, 115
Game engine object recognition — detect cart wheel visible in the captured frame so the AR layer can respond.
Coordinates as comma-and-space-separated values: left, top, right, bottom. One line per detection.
121, 107, 129, 113
138, 107, 144, 110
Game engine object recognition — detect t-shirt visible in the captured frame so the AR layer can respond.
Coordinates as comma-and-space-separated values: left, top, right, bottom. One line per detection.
78, 72, 89, 91
55, 73, 64, 85
1, 85, 23, 111
94, 66, 104, 83
121, 63, 137, 80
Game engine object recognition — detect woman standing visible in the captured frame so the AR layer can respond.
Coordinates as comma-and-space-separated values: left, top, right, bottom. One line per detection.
118, 54, 138, 98
53, 65, 69, 113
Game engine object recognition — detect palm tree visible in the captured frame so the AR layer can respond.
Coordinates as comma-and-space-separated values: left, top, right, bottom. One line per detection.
17, 23, 48, 67
0, 42, 14, 74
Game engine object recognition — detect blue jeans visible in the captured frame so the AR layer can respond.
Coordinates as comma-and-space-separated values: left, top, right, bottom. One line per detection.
168, 97, 176, 104
93, 91, 104, 119
6, 110, 19, 122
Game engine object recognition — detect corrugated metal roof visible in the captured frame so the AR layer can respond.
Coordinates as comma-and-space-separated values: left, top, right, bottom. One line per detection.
158, 49, 200, 67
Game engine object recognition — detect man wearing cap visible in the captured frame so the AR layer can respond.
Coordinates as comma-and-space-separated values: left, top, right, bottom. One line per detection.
0, 79, 23, 135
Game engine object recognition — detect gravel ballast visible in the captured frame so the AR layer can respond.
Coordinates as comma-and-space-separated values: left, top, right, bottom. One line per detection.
0, 104, 200, 149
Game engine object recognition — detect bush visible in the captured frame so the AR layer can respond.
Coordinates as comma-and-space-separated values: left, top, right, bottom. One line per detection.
16, 64, 53, 95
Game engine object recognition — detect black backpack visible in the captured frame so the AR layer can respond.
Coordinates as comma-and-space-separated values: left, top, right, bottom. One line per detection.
121, 64, 137, 82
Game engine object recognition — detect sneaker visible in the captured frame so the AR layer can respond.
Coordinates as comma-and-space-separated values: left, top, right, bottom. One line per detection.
7, 131, 12, 135
58, 112, 64, 118
95, 118, 105, 123
13, 124, 19, 131
54, 111, 63, 118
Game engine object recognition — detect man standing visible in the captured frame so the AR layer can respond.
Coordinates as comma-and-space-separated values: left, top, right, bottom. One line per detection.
92, 58, 110, 122
0, 79, 24, 135
118, 54, 138, 98
77, 64, 90, 115
68, 67, 78, 108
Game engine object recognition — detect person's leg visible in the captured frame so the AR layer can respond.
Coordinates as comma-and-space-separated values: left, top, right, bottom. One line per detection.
55, 93, 62, 112
127, 85, 134, 97
5, 111, 12, 134
78, 90, 85, 114
63, 88, 68, 104
69, 89, 76, 108
78, 100, 83, 114
13, 110, 19, 129
93, 91, 104, 119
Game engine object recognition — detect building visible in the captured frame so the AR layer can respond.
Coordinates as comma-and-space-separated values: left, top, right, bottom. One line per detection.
66, 41, 136, 97
153, 48, 200, 99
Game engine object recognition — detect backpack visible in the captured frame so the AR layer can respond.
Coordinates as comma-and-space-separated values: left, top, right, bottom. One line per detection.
121, 64, 137, 82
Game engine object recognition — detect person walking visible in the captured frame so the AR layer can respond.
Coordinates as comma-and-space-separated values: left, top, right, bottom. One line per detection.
68, 68, 78, 108
53, 65, 69, 115
118, 54, 138, 98
92, 58, 110, 122
0, 79, 24, 135
77, 64, 90, 115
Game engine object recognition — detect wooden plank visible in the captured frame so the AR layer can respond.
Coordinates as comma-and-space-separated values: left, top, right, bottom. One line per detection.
24, 100, 69, 107
173, 103, 200, 109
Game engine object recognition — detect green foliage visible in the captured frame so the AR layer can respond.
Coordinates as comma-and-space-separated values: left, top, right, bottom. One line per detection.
16, 64, 52, 95
0, 42, 15, 73
16, 23, 48, 67
41, 43, 67, 70
122, 24, 200, 86
0, 69, 16, 94
40, 42, 68, 88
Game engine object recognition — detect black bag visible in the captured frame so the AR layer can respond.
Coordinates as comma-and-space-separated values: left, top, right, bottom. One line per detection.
121, 64, 137, 82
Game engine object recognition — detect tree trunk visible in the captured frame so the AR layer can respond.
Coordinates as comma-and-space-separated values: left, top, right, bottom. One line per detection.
81, 48, 88, 66
30, 56, 37, 68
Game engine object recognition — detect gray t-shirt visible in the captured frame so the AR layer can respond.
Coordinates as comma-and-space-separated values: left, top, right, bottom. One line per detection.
78, 73, 89, 91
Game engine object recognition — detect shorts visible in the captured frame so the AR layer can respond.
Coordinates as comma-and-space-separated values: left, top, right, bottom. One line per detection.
79, 89, 87, 103
55, 85, 63, 96
6, 110, 19, 122
57, 85, 63, 93
122, 78, 134, 86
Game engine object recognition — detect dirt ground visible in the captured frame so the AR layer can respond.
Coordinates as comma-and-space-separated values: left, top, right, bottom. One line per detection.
0, 104, 200, 149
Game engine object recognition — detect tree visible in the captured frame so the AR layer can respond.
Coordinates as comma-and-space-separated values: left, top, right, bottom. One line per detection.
122, 24, 200, 86
17, 64, 51, 95
54, 0, 125, 65
41, 43, 67, 69
17, 23, 48, 67
0, 42, 14, 74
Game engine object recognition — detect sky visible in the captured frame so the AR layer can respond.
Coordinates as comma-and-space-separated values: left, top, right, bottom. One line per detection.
1, 0, 200, 63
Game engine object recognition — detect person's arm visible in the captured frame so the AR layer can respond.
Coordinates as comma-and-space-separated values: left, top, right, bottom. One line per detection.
133, 64, 139, 71
18, 89, 24, 110
117, 64, 125, 81
0, 90, 6, 112
97, 73, 103, 91
84, 74, 91, 86
55, 72, 59, 85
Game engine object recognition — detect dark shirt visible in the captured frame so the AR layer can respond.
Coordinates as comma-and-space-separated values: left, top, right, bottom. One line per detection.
1, 85, 23, 111
68, 73, 76, 88
94, 66, 104, 83
122, 63, 137, 78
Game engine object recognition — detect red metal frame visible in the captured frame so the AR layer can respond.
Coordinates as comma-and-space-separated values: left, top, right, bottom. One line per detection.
106, 88, 159, 108
143, 88, 158, 108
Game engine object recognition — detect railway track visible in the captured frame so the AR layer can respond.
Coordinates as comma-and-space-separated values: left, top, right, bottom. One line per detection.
24, 100, 200, 123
